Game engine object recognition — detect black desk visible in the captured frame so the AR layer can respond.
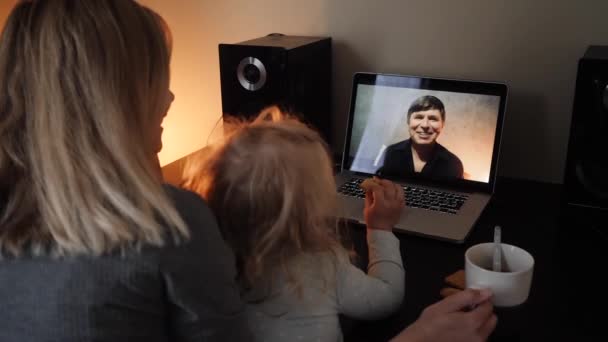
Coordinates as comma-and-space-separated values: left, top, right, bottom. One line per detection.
343, 177, 607, 341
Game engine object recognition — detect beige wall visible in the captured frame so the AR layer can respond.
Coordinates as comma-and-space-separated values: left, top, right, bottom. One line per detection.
2, 1, 608, 183
142, 0, 608, 183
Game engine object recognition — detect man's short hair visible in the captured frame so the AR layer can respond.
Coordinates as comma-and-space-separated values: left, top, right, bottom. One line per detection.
407, 95, 445, 121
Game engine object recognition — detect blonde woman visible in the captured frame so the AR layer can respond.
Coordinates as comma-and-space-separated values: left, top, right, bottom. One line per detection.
0, 1, 248, 341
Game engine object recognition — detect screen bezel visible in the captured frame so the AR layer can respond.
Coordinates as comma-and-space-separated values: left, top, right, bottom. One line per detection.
340, 72, 508, 194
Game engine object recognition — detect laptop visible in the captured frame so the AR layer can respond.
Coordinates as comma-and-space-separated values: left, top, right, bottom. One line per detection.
336, 72, 507, 243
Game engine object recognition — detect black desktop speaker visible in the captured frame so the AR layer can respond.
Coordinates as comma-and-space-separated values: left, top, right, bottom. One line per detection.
219, 34, 332, 142
561, 48, 608, 338
564, 45, 608, 212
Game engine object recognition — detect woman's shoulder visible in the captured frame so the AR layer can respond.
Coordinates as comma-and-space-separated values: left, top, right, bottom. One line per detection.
162, 185, 217, 236
163, 184, 209, 214
159, 184, 235, 267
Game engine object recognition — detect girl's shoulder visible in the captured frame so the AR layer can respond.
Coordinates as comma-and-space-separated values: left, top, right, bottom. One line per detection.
284, 248, 354, 285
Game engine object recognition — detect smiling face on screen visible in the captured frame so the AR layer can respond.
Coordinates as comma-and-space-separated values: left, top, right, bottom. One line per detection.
408, 109, 444, 146
406, 95, 446, 147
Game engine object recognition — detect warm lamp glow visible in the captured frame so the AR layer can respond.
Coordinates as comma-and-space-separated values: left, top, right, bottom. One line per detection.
158, 105, 224, 167
140, 0, 226, 167
0, 1, 18, 27
139, 0, 330, 167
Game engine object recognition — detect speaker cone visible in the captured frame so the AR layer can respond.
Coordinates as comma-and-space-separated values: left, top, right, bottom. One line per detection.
237, 57, 267, 91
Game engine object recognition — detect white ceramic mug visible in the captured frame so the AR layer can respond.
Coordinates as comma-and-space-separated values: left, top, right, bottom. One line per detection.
465, 243, 534, 307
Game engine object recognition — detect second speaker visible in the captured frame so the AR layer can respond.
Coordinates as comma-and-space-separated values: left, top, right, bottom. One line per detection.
563, 45, 608, 212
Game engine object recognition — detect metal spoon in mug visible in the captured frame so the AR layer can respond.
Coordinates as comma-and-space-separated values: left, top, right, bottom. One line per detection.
492, 225, 502, 272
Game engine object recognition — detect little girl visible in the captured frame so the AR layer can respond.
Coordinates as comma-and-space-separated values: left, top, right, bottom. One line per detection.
184, 116, 405, 342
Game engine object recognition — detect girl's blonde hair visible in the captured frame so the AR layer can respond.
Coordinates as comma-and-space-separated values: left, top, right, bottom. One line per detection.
184, 111, 348, 289
0, 0, 188, 257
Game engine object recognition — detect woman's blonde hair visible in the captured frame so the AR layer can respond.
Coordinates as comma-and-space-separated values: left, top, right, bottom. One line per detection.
0, 0, 188, 257
184, 111, 348, 289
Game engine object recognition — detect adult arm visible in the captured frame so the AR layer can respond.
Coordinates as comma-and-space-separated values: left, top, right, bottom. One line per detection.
390, 289, 496, 342
160, 187, 251, 342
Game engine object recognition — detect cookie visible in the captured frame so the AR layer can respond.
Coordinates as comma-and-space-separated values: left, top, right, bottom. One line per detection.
360, 178, 381, 191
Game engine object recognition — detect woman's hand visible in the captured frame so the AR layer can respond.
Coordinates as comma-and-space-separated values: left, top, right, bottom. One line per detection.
360, 177, 405, 231
390, 288, 497, 342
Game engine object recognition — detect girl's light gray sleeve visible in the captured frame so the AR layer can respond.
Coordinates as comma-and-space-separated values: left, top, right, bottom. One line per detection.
336, 230, 405, 319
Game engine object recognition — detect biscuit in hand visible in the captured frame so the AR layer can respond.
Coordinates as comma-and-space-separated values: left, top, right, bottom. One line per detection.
360, 178, 381, 191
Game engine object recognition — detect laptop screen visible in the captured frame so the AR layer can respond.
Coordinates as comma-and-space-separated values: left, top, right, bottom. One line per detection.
342, 73, 507, 191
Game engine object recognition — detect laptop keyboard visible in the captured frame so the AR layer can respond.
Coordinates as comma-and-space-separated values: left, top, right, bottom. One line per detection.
337, 178, 468, 215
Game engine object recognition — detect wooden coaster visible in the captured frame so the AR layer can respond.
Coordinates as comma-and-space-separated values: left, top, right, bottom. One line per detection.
440, 287, 461, 298
444, 269, 465, 290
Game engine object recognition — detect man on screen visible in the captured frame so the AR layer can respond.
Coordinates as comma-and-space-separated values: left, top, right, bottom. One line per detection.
377, 95, 464, 180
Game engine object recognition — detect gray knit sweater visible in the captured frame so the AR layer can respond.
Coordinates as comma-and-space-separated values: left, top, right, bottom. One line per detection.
0, 186, 250, 342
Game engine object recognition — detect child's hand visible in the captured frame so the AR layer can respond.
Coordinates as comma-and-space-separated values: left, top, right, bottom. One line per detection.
360, 177, 405, 231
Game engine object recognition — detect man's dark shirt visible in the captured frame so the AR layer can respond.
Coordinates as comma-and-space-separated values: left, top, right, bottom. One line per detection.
377, 139, 463, 180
